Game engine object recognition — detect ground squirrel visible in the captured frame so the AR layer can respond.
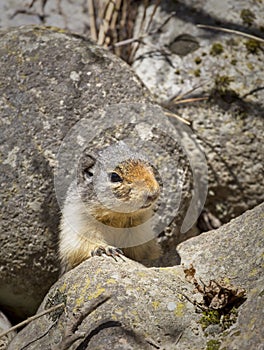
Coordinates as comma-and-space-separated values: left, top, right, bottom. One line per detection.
59, 142, 161, 273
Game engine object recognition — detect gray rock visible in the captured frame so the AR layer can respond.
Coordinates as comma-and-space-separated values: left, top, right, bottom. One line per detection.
0, 26, 199, 321
7, 203, 264, 350
0, 311, 16, 350
178, 202, 264, 349
132, 0, 264, 223
1, 1, 263, 227
7, 258, 202, 350
0, 25, 151, 320
178, 202, 264, 289
0, 0, 89, 33
0, 2, 263, 342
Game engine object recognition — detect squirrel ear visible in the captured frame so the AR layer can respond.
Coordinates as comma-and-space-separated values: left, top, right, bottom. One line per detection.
83, 166, 94, 180
78, 153, 96, 183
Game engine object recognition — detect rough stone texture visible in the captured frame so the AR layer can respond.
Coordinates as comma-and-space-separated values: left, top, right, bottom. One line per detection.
0, 1, 263, 339
133, 0, 264, 223
7, 259, 201, 350
0, 0, 89, 33
8, 203, 264, 350
178, 202, 264, 350
178, 203, 264, 289
0, 26, 199, 322
0, 0, 263, 226
0, 25, 151, 321
0, 311, 16, 350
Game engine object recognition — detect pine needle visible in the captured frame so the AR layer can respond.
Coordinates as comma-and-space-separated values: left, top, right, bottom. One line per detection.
197, 24, 264, 43
173, 97, 208, 104
163, 111, 191, 125
171, 83, 208, 102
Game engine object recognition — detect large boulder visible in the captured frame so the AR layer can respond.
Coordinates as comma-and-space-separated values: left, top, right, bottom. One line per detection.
8, 203, 264, 349
178, 202, 264, 350
1, 0, 263, 332
133, 0, 264, 223
0, 25, 150, 320
0, 26, 198, 321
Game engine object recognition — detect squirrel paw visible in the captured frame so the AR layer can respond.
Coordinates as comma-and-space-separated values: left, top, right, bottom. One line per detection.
91, 246, 125, 261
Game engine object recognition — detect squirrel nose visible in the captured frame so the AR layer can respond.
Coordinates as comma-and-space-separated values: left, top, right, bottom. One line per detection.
147, 191, 159, 202
142, 188, 160, 208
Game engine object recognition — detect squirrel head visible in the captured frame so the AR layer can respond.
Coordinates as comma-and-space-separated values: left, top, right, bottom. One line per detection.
106, 158, 160, 211
78, 142, 160, 214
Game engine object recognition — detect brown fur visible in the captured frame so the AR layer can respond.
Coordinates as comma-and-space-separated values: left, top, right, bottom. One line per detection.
59, 157, 161, 273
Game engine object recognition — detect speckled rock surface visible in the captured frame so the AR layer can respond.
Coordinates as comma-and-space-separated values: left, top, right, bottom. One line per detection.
0, 0, 89, 33
0, 25, 200, 323
0, 310, 16, 350
133, 0, 264, 223
0, 4, 263, 343
8, 203, 264, 350
178, 202, 264, 349
0, 25, 151, 321
0, 0, 263, 226
8, 259, 202, 350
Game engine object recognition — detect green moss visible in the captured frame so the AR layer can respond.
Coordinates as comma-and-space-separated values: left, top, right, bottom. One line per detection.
213, 74, 239, 102
199, 310, 221, 330
245, 39, 261, 54
214, 75, 233, 89
222, 307, 238, 329
247, 62, 254, 70
240, 9, 256, 26
206, 339, 221, 350
200, 307, 239, 331
194, 68, 201, 77
195, 56, 202, 64
210, 43, 224, 56
226, 38, 239, 47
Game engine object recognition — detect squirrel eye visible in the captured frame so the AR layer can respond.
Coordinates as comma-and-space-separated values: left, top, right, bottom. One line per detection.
109, 172, 123, 183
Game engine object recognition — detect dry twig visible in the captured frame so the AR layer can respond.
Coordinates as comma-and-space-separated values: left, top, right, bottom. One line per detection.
0, 303, 65, 339
163, 111, 191, 125
173, 97, 208, 105
87, 0, 98, 41
197, 24, 264, 43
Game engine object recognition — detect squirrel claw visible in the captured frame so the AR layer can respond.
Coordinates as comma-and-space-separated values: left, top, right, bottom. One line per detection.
91, 246, 125, 261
